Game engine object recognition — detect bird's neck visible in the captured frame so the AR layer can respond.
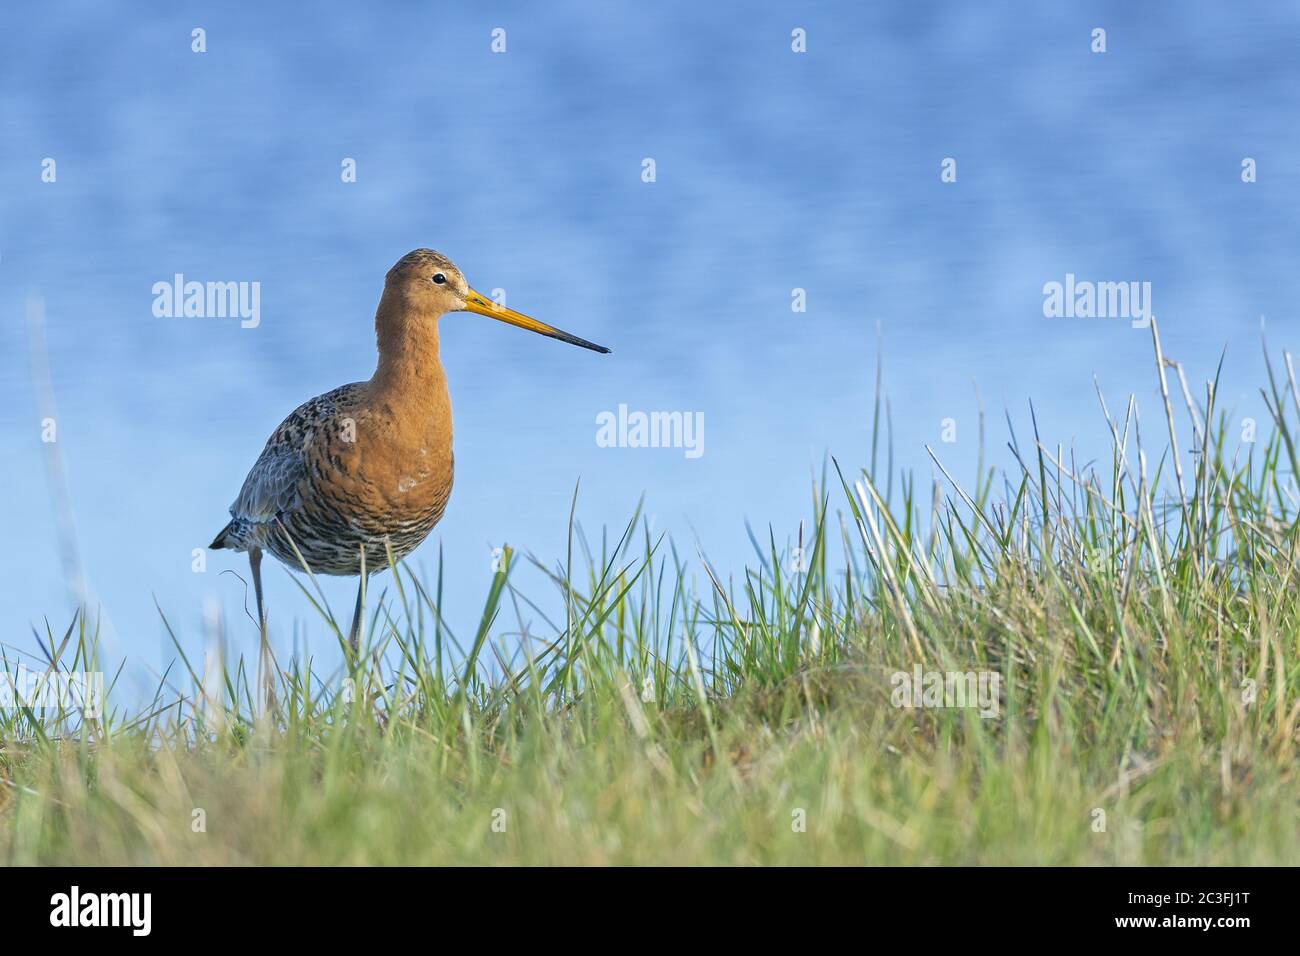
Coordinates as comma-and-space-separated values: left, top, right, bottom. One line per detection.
369, 289, 452, 423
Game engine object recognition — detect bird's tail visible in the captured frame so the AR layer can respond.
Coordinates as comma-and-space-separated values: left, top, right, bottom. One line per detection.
209, 520, 239, 551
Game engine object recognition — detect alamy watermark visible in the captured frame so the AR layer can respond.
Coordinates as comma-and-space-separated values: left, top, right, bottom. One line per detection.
889, 665, 1000, 718
1, 664, 104, 718
596, 404, 704, 459
50, 886, 150, 936
1042, 273, 1152, 329
152, 274, 260, 328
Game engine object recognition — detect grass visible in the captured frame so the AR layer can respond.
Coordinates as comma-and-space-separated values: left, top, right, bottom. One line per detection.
3, 319, 1300, 865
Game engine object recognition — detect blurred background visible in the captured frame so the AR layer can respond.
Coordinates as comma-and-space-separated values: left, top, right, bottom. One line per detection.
3, 2, 1299, 695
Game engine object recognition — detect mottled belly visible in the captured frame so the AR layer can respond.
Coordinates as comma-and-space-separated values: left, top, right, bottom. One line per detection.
268, 458, 454, 575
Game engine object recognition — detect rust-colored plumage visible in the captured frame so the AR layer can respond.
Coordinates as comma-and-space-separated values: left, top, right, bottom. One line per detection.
212, 249, 608, 650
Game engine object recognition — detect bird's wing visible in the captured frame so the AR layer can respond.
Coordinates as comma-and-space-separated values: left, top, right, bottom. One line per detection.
228, 440, 305, 524
227, 383, 363, 525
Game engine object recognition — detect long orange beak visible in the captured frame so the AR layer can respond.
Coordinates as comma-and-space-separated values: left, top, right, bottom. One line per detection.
462, 288, 610, 354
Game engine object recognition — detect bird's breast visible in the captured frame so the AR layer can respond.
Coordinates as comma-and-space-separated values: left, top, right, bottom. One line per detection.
307, 409, 454, 537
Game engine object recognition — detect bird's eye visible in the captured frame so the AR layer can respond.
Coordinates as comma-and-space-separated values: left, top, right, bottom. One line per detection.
431, 273, 447, 285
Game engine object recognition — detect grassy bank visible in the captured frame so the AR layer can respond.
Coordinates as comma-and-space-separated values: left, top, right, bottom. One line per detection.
3, 324, 1299, 865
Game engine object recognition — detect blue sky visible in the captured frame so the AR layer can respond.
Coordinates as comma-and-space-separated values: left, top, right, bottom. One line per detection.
3, 3, 1299, 694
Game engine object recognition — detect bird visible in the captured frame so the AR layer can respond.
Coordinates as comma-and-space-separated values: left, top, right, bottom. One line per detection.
210, 248, 609, 655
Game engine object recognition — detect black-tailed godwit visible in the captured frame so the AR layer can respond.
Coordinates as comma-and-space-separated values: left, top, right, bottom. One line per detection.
210, 248, 609, 652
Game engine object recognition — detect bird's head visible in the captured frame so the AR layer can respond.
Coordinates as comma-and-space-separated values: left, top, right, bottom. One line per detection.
385, 248, 609, 354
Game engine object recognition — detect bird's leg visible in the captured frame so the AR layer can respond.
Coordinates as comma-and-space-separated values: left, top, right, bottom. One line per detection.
249, 546, 275, 714
250, 546, 266, 636
347, 548, 368, 657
